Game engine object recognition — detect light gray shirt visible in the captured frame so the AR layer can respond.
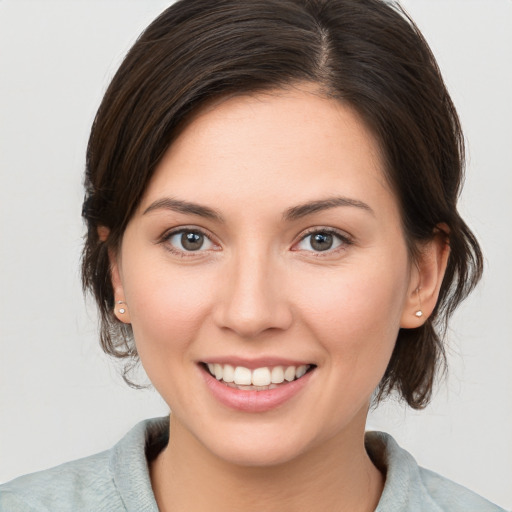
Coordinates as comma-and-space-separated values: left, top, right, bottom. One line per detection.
0, 417, 505, 511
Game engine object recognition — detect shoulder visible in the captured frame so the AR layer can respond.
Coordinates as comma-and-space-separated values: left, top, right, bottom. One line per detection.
366, 431, 506, 512
417, 466, 505, 512
0, 417, 168, 512
0, 450, 121, 512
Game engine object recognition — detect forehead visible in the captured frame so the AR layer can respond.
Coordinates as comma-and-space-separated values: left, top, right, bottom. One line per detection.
141, 87, 393, 216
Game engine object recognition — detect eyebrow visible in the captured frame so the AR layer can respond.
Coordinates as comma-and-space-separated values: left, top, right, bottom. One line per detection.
283, 196, 374, 221
143, 195, 374, 223
143, 198, 224, 222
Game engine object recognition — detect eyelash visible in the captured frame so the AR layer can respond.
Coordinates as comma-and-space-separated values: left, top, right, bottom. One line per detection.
159, 227, 219, 258
294, 227, 353, 256
159, 226, 353, 257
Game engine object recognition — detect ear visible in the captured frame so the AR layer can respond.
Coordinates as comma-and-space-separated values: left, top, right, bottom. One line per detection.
109, 248, 132, 324
96, 225, 132, 323
400, 226, 450, 328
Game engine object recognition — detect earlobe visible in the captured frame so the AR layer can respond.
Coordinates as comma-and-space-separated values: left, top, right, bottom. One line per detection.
110, 250, 131, 324
114, 300, 130, 323
400, 227, 450, 328
97, 225, 110, 242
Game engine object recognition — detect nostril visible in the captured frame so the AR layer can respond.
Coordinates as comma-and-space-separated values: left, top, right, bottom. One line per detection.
214, 303, 294, 339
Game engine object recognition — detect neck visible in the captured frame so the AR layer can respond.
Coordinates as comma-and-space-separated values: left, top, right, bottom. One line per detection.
150, 416, 384, 512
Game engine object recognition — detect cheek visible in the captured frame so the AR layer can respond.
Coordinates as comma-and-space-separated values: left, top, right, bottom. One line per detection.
295, 254, 409, 368
122, 262, 213, 365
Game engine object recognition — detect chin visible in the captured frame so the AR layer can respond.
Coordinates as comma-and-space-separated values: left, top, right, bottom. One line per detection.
208, 432, 310, 468
192, 413, 343, 469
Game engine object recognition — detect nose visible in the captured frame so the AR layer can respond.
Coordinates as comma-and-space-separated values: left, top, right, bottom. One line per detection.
213, 251, 293, 339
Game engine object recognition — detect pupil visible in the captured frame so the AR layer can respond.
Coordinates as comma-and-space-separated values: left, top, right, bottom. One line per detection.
181, 232, 203, 251
311, 233, 333, 251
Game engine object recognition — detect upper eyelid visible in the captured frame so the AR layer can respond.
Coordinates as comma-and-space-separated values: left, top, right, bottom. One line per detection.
162, 225, 215, 240
159, 225, 352, 248
159, 227, 221, 258
292, 227, 353, 253
297, 226, 353, 242
160, 226, 220, 249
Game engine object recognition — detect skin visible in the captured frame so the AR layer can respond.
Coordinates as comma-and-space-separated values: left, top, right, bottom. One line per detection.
110, 86, 449, 512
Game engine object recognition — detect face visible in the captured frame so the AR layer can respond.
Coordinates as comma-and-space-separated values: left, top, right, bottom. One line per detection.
112, 87, 420, 467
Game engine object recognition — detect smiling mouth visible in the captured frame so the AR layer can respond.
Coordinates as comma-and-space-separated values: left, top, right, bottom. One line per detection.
202, 363, 316, 391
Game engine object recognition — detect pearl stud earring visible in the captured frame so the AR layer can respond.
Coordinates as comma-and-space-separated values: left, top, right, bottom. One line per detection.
414, 285, 423, 318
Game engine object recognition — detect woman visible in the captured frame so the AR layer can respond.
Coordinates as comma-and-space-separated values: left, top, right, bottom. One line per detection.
0, 0, 506, 510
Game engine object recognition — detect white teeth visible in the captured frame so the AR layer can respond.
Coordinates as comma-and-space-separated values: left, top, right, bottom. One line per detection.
233, 366, 252, 385
284, 366, 296, 382
214, 363, 223, 380
252, 367, 271, 386
295, 365, 307, 379
222, 364, 234, 383
271, 366, 285, 384
206, 363, 311, 387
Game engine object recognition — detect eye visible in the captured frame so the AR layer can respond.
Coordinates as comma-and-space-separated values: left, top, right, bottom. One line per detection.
295, 229, 350, 252
165, 229, 215, 253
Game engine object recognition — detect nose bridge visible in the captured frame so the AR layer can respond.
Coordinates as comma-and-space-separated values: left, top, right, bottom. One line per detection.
215, 241, 292, 338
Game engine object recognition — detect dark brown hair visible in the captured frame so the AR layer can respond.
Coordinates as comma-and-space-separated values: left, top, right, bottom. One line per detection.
82, 0, 483, 408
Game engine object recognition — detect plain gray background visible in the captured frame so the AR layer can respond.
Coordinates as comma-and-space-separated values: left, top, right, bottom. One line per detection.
0, 1, 511, 509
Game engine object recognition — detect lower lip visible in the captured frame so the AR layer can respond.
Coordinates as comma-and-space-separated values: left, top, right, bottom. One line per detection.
201, 366, 314, 413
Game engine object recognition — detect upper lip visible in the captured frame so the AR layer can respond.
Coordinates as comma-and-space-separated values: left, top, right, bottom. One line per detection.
199, 357, 315, 370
